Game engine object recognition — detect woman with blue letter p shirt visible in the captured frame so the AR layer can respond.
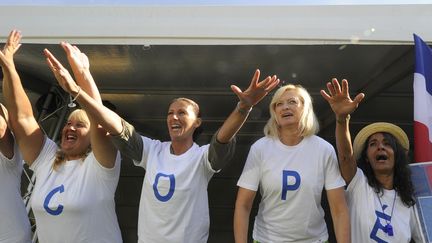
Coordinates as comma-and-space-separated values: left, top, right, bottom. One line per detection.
234, 84, 350, 243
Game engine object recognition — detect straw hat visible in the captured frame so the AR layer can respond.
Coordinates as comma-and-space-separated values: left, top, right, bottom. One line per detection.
353, 122, 409, 160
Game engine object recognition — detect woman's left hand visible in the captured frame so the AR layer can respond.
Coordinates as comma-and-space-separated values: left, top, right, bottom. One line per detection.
231, 69, 280, 107
44, 48, 80, 95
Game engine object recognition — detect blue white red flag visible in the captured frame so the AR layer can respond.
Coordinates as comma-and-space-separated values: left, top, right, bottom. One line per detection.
413, 34, 432, 163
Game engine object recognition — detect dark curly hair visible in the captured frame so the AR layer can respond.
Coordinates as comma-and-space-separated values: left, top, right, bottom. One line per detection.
358, 132, 415, 207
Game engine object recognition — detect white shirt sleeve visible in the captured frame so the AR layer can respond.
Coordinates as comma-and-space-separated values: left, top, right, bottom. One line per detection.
324, 146, 346, 190
133, 135, 163, 169
237, 143, 261, 191
30, 136, 57, 174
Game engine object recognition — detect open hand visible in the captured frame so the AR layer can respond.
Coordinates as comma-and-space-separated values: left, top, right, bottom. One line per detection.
231, 69, 280, 107
0, 30, 22, 68
320, 78, 364, 118
61, 42, 90, 75
44, 48, 79, 95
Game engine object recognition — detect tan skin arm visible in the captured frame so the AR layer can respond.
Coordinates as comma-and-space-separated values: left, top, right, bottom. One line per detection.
234, 187, 257, 243
217, 69, 279, 143
327, 187, 351, 243
0, 30, 44, 165
320, 78, 364, 184
44, 47, 117, 168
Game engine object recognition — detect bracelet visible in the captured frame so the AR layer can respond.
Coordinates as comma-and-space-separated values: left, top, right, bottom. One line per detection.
336, 114, 350, 124
71, 86, 81, 102
237, 101, 252, 115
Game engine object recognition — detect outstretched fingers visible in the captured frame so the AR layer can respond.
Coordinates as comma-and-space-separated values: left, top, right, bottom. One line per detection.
250, 69, 261, 88
326, 81, 335, 97
331, 78, 342, 94
8, 30, 22, 50
341, 79, 349, 96
230, 85, 242, 97
44, 49, 64, 71
263, 75, 279, 92
320, 89, 332, 102
353, 93, 365, 105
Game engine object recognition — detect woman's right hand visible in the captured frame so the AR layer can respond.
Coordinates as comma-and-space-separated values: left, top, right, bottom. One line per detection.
0, 30, 22, 69
320, 78, 365, 119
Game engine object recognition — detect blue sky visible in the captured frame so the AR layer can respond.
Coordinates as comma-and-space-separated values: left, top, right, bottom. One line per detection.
1, 0, 431, 6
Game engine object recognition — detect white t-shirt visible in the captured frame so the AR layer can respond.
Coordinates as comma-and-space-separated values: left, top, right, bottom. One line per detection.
30, 137, 122, 243
0, 143, 31, 243
237, 136, 345, 243
134, 136, 217, 243
347, 168, 423, 243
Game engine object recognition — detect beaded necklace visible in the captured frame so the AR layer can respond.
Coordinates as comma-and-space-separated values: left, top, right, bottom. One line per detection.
377, 190, 397, 236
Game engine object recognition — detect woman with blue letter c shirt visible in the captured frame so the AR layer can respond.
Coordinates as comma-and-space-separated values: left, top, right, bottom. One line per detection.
2, 30, 122, 242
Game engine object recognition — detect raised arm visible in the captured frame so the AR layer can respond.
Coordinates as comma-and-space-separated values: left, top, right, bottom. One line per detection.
208, 69, 279, 170
217, 69, 279, 143
320, 78, 364, 184
44, 47, 119, 168
0, 30, 44, 165
60, 42, 102, 103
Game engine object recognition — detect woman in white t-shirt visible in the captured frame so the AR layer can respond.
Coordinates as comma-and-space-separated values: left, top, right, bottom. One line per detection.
41, 45, 280, 242
321, 78, 422, 243
234, 84, 350, 243
1, 30, 122, 242
0, 103, 31, 243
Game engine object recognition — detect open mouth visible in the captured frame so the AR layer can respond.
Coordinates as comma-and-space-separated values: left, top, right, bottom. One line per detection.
65, 134, 77, 141
281, 113, 293, 118
376, 154, 388, 161
171, 124, 181, 130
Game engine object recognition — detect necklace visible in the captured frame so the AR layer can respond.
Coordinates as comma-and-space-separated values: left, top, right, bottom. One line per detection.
377, 190, 397, 237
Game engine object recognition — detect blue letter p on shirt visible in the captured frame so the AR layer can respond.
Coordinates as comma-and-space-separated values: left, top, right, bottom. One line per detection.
281, 170, 301, 200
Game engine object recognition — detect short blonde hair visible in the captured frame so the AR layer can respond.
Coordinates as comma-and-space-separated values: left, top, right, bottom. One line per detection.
67, 109, 91, 128
264, 84, 319, 138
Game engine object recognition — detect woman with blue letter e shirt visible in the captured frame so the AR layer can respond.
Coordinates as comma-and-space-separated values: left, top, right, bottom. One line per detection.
321, 78, 422, 243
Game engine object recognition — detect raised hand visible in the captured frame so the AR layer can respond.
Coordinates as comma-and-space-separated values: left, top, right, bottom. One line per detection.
44, 48, 79, 95
231, 69, 280, 107
60, 42, 90, 76
320, 78, 365, 118
0, 30, 22, 68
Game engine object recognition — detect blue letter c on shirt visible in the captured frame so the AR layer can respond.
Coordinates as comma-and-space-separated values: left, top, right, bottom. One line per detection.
43, 184, 65, 216
153, 173, 175, 202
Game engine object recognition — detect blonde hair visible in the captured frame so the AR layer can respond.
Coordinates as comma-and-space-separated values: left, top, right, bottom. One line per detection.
53, 109, 91, 170
263, 84, 319, 138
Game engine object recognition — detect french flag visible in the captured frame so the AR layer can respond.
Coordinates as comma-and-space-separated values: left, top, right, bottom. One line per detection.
413, 34, 432, 163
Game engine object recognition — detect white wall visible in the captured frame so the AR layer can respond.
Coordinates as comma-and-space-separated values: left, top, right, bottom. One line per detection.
0, 3, 431, 45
